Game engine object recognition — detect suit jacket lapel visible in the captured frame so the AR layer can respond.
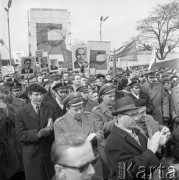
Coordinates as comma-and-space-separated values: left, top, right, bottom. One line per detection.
113, 126, 142, 153
26, 103, 40, 125
150, 85, 160, 100
40, 102, 49, 128
125, 131, 142, 153
135, 128, 147, 152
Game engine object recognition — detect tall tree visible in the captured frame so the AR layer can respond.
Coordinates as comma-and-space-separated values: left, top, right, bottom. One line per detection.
137, 1, 179, 60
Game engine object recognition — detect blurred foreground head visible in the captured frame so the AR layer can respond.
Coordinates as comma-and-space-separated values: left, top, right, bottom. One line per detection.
51, 133, 96, 180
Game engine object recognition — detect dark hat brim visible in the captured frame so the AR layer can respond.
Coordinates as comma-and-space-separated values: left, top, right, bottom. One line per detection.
112, 106, 139, 116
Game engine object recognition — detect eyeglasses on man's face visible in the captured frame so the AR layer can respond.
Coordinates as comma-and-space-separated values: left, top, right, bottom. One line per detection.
56, 154, 99, 173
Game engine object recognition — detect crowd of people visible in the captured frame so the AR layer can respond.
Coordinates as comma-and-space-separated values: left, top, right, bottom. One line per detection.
0, 66, 179, 180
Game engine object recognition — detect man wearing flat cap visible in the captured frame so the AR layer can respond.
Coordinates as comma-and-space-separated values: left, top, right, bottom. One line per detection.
53, 92, 103, 142
43, 76, 66, 118
105, 96, 170, 180
3, 83, 26, 113
140, 71, 169, 125
53, 92, 104, 178
51, 81, 68, 116
77, 85, 97, 112
91, 83, 116, 179
128, 80, 153, 115
15, 83, 58, 180
139, 71, 148, 85
11, 85, 22, 98
88, 76, 97, 91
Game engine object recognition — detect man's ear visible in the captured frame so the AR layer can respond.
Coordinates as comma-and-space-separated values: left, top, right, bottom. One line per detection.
54, 164, 66, 180
27, 92, 31, 99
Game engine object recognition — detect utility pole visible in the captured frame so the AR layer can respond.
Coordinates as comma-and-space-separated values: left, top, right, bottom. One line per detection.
27, 11, 32, 56
100, 16, 109, 41
4, 0, 12, 65
113, 49, 117, 79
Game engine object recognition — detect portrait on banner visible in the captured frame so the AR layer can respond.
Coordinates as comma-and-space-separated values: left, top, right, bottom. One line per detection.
49, 59, 59, 72
40, 56, 49, 69
72, 46, 89, 70
13, 51, 24, 65
21, 57, 35, 75
1, 66, 14, 78
89, 50, 108, 70
35, 50, 43, 63
88, 41, 110, 72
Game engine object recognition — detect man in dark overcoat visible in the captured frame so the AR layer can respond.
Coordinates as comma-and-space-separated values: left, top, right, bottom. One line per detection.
105, 96, 170, 180
0, 86, 20, 180
140, 71, 169, 125
15, 83, 58, 180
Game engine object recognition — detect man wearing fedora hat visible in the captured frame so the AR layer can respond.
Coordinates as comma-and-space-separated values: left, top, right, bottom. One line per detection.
105, 96, 170, 180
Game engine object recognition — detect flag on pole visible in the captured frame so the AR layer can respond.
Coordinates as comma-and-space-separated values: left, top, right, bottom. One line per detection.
8, 0, 12, 8
148, 47, 156, 71
61, 48, 72, 69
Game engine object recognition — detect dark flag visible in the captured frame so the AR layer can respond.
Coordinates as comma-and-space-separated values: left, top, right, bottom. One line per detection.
61, 48, 72, 69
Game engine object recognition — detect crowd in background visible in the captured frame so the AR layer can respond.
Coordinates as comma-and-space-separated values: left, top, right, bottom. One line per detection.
1, 66, 179, 180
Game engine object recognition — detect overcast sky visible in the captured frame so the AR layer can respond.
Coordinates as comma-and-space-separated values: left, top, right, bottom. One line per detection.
0, 0, 166, 57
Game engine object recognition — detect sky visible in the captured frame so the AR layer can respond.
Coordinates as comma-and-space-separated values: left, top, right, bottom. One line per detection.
0, 0, 166, 58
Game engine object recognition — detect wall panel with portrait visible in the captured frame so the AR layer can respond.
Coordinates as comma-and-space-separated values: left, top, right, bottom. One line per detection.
20, 57, 35, 75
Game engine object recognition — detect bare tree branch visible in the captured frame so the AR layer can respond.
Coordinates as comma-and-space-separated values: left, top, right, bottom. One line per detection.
136, 0, 179, 60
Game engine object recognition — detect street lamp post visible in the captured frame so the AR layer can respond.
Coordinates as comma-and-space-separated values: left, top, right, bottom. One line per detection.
100, 16, 109, 41
4, 0, 12, 65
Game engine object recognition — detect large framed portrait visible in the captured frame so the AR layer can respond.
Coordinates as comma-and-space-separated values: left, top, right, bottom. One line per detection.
72, 46, 89, 70
21, 57, 35, 75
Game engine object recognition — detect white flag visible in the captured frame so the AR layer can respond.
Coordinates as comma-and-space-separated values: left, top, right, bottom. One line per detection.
148, 47, 156, 70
